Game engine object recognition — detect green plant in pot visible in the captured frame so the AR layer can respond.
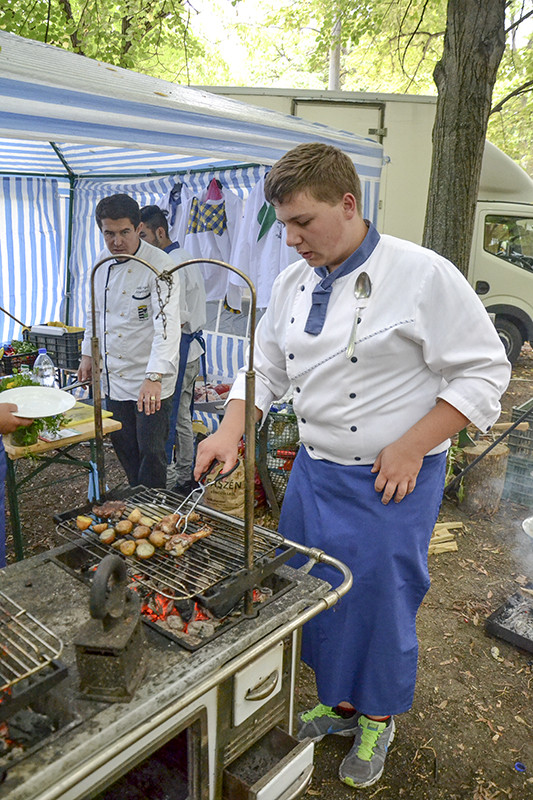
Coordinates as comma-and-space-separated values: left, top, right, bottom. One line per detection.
0, 372, 65, 447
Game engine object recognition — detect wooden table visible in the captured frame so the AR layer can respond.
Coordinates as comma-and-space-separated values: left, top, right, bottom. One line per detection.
4, 412, 122, 561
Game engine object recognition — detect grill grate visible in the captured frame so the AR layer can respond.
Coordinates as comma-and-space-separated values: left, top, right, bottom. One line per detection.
0, 592, 64, 693
55, 486, 284, 601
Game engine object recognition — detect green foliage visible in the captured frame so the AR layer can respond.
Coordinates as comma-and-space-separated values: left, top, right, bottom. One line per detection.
0, 0, 207, 79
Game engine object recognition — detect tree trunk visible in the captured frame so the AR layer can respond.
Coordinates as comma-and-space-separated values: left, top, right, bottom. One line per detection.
423, 0, 506, 275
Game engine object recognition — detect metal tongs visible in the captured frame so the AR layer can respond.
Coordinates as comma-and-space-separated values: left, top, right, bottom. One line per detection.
173, 459, 240, 534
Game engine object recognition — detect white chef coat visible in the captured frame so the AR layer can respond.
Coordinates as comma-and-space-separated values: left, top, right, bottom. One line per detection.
182, 187, 244, 307
229, 234, 511, 465
81, 239, 181, 401
165, 243, 207, 364
230, 176, 299, 308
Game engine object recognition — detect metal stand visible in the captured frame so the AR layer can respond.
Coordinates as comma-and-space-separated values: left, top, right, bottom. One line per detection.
90, 256, 258, 615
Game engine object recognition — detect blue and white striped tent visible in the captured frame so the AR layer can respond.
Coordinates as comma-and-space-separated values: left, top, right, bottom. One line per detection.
0, 30, 384, 343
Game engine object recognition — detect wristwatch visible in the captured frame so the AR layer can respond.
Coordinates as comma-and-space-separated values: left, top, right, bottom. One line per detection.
146, 372, 162, 383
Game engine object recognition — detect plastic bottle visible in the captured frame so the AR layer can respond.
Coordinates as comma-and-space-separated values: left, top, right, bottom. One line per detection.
33, 348, 56, 387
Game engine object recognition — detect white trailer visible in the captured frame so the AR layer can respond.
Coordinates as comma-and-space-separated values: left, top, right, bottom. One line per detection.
199, 87, 533, 363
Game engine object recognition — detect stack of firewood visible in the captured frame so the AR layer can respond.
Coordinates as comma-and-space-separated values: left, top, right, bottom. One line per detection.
428, 521, 463, 555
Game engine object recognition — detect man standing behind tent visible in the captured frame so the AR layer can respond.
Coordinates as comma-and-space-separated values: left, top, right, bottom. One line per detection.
78, 194, 181, 489
140, 205, 207, 493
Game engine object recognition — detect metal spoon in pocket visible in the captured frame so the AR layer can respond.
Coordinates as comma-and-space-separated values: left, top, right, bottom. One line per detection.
346, 271, 372, 358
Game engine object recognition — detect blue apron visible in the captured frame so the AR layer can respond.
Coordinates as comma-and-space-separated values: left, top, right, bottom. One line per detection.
165, 330, 206, 463
279, 446, 446, 716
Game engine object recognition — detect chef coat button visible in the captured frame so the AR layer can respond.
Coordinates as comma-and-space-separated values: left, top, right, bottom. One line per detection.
349, 392, 356, 398
350, 425, 357, 432
118, 333, 122, 337
128, 269, 132, 273
290, 317, 295, 323
309, 446, 314, 451
118, 355, 122, 359
295, 387, 301, 393
301, 418, 306, 424
300, 285, 305, 291
350, 356, 358, 363
289, 353, 295, 359
122, 290, 126, 294
354, 456, 361, 461
357, 317, 362, 323
105, 351, 108, 355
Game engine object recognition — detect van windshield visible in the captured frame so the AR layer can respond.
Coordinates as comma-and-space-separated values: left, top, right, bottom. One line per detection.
484, 215, 533, 271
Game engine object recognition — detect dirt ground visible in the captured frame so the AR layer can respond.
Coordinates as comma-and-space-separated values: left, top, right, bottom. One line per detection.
4, 348, 533, 800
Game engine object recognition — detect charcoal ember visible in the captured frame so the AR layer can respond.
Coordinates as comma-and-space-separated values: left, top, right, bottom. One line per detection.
187, 620, 216, 638
174, 598, 195, 622
164, 616, 186, 633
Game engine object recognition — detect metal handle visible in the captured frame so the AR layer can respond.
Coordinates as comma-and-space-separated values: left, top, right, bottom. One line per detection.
200, 458, 240, 486
245, 669, 280, 701
89, 554, 127, 620
346, 306, 361, 359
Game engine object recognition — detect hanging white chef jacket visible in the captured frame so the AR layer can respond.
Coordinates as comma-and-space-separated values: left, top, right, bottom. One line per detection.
165, 243, 207, 364
229, 234, 511, 465
182, 187, 244, 307
159, 184, 194, 254
81, 239, 181, 401
230, 176, 300, 308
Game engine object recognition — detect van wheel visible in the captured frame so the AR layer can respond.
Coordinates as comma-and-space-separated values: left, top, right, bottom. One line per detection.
495, 318, 523, 364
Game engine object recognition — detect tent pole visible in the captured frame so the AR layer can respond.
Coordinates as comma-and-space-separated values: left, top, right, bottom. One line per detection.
64, 175, 75, 325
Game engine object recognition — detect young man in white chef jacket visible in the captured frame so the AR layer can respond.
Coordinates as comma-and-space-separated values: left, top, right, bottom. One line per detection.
78, 194, 181, 489
139, 204, 207, 494
194, 143, 511, 789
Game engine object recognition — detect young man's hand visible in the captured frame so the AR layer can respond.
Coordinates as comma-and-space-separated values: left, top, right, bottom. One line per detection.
137, 379, 162, 415
0, 403, 33, 435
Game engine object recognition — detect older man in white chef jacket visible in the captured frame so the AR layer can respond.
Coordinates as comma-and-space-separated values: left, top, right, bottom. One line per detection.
78, 194, 181, 489
194, 144, 511, 790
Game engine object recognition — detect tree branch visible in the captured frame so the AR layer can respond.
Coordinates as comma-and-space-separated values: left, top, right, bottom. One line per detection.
505, 9, 533, 35
56, 0, 83, 51
491, 79, 533, 113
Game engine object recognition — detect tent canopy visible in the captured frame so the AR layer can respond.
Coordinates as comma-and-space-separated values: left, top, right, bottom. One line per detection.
0, 31, 383, 342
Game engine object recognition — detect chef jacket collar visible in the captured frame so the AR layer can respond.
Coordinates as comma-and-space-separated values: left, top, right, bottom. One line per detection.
164, 241, 182, 253
304, 221, 380, 336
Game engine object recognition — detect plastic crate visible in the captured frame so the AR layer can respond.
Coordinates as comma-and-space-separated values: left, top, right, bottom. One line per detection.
502, 453, 533, 506
0, 349, 38, 376
23, 328, 85, 370
507, 398, 533, 458
264, 406, 300, 505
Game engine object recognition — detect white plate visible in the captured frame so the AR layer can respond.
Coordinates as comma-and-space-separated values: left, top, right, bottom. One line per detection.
1, 386, 76, 418
522, 517, 533, 539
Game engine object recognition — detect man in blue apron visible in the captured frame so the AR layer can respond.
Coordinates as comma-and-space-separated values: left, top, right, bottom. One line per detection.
140, 205, 207, 494
194, 143, 510, 789
0, 403, 32, 566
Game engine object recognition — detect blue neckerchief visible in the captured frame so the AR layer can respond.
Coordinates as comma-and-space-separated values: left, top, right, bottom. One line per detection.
304, 221, 380, 336
164, 241, 182, 253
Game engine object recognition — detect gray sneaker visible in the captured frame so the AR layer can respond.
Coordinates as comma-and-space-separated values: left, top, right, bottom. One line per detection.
339, 715, 395, 788
297, 704, 360, 742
